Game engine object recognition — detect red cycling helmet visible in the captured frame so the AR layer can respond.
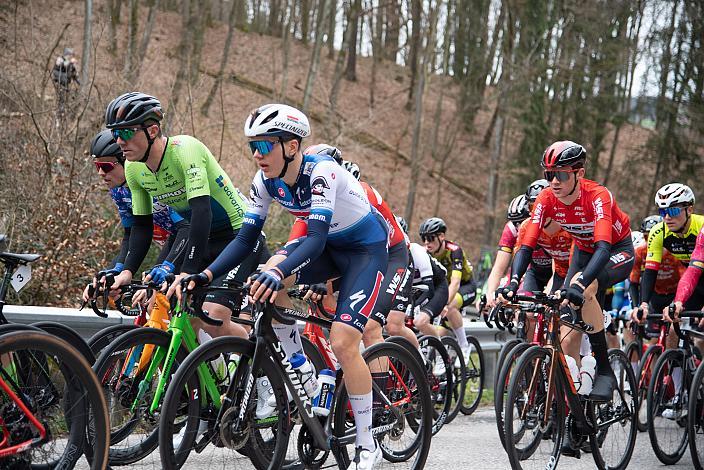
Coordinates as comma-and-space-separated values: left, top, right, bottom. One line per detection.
540, 141, 586, 169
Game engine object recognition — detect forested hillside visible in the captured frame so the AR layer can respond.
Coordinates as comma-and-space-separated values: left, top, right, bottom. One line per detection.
0, 0, 701, 305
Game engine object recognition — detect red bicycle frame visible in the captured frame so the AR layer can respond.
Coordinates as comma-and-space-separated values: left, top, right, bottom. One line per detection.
0, 375, 47, 458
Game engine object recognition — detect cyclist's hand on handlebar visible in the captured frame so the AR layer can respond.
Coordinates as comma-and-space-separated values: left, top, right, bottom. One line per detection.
144, 261, 175, 290
497, 279, 519, 304
486, 290, 497, 309
110, 271, 133, 295
170, 271, 211, 301
250, 268, 284, 303
560, 284, 585, 308
131, 288, 149, 307
629, 307, 643, 324
303, 283, 328, 302
663, 301, 682, 323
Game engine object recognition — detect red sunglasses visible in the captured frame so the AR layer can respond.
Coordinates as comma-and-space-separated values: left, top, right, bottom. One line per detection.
94, 161, 118, 173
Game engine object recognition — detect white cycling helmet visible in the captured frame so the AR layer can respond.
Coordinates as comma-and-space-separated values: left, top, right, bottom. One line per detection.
507, 194, 530, 222
631, 230, 645, 247
304, 143, 342, 164
244, 104, 310, 139
341, 160, 361, 180
654, 183, 695, 208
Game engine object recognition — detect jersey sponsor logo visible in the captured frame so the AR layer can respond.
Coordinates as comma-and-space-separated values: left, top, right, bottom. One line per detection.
278, 187, 285, 197
155, 187, 187, 200
340, 313, 352, 321
303, 162, 315, 175
349, 290, 367, 310
272, 120, 307, 136
171, 138, 182, 146
243, 216, 258, 225
532, 203, 544, 224
309, 213, 327, 222
164, 179, 180, 189
215, 175, 226, 187
593, 197, 604, 220
610, 252, 627, 264
250, 183, 261, 200
692, 261, 704, 269
186, 164, 203, 180
311, 176, 330, 196
331, 172, 336, 180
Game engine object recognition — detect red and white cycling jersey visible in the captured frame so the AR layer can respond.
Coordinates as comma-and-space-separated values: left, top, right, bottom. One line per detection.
498, 222, 518, 253
516, 219, 573, 278
523, 179, 630, 253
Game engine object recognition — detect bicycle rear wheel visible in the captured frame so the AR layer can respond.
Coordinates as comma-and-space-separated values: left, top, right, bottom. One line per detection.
0, 330, 109, 470
460, 335, 485, 415
495, 341, 532, 449
504, 345, 565, 470
440, 336, 465, 423
418, 335, 452, 435
636, 344, 662, 432
331, 341, 432, 468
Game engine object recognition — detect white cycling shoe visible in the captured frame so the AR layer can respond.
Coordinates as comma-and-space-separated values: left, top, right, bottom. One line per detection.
256, 376, 276, 420
352, 441, 382, 470
173, 418, 208, 449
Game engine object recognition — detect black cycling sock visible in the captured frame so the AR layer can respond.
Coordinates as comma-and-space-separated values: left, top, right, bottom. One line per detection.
587, 330, 611, 375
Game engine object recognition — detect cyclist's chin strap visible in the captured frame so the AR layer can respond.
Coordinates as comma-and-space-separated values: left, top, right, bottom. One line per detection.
278, 140, 295, 179
139, 128, 155, 164
565, 176, 579, 198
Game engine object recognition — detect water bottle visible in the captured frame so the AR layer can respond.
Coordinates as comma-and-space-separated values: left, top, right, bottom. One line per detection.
290, 353, 320, 398
199, 330, 226, 380
565, 355, 581, 392
312, 369, 336, 416
579, 356, 596, 395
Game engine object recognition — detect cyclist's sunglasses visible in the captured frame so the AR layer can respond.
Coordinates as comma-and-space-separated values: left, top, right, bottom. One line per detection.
94, 161, 118, 173
659, 206, 686, 218
544, 169, 578, 182
248, 140, 277, 155
421, 234, 438, 243
112, 126, 145, 141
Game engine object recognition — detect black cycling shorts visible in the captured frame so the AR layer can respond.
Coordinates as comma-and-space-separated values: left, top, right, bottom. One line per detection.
518, 266, 552, 295
418, 281, 449, 320
564, 237, 635, 308
370, 242, 411, 326
454, 280, 477, 309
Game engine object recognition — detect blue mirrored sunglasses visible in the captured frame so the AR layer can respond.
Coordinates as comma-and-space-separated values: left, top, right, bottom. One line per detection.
248, 140, 276, 155
659, 206, 683, 218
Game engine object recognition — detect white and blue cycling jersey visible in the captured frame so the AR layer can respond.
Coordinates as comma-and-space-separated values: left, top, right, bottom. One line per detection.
109, 185, 183, 232
247, 153, 387, 247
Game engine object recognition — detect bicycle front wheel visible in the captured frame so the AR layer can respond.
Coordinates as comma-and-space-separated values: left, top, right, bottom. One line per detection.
440, 336, 465, 423
504, 345, 565, 470
460, 335, 485, 415
688, 361, 704, 470
418, 335, 452, 435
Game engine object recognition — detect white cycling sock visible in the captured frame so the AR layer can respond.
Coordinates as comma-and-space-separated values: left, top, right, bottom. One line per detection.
672, 366, 683, 394
349, 392, 374, 450
453, 326, 469, 349
272, 322, 304, 357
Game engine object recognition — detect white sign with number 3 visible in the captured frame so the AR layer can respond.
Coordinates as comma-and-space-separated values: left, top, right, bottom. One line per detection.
11, 264, 32, 293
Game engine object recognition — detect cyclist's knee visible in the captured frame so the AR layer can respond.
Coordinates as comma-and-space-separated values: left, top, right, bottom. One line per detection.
362, 320, 383, 346
413, 312, 431, 328
330, 324, 363, 364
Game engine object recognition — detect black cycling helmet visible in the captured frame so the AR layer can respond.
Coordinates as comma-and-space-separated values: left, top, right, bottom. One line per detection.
395, 216, 408, 234
419, 217, 447, 238
90, 129, 124, 163
305, 143, 342, 164
541, 141, 586, 169
507, 194, 530, 222
641, 215, 663, 233
105, 92, 164, 129
525, 179, 549, 203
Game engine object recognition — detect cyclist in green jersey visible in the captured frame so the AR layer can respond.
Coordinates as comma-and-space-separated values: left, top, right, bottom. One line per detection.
418, 217, 475, 361
106, 92, 266, 340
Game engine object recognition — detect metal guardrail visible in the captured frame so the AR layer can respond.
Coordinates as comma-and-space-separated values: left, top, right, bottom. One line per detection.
4, 306, 509, 389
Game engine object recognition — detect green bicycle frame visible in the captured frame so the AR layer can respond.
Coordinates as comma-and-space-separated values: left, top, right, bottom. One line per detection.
128, 304, 222, 415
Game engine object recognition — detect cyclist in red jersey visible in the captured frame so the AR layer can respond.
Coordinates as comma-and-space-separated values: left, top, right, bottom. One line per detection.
515, 215, 572, 293
500, 140, 634, 402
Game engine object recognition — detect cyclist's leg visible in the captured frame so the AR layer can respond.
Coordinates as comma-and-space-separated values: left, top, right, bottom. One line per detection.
324, 241, 387, 452
413, 281, 447, 338
445, 282, 473, 349
383, 259, 419, 348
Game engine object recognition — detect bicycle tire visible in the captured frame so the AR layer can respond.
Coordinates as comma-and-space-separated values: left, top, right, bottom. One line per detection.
589, 348, 637, 470
623, 340, 642, 376
687, 360, 704, 470
158, 336, 289, 470
0, 330, 109, 470
417, 335, 452, 435
331, 341, 432, 469
647, 348, 689, 465
92, 327, 195, 466
495, 341, 532, 449
495, 338, 522, 391
440, 336, 465, 423
88, 324, 139, 356
31, 321, 96, 364
504, 345, 565, 469
460, 335, 485, 415
636, 343, 662, 432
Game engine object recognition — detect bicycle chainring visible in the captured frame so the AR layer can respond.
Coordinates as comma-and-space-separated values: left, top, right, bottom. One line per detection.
297, 420, 329, 468
219, 406, 250, 450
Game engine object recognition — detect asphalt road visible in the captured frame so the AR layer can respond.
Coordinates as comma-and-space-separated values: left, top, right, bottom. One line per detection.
76, 406, 696, 469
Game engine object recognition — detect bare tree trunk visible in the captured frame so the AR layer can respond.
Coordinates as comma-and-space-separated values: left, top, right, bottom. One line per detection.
368, 0, 383, 109
326, 0, 337, 59
384, 0, 400, 61
302, 0, 327, 113
80, 0, 92, 90
407, 0, 422, 107
235, 0, 247, 28
269, 0, 281, 35
344, 0, 361, 81
202, 0, 240, 115
107, 0, 118, 55
301, 0, 310, 44
329, 1, 354, 132
483, 109, 504, 247
136, 0, 160, 70
168, 0, 194, 128
122, 0, 138, 78
279, 1, 292, 100
189, 0, 211, 85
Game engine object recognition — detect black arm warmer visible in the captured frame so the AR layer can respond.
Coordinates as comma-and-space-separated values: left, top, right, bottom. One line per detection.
416, 276, 435, 305
161, 220, 190, 269
575, 240, 611, 288
112, 226, 131, 266
639, 268, 658, 305
207, 222, 262, 279
123, 215, 153, 274
510, 245, 535, 283
629, 282, 640, 307
276, 218, 330, 278
181, 196, 212, 274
